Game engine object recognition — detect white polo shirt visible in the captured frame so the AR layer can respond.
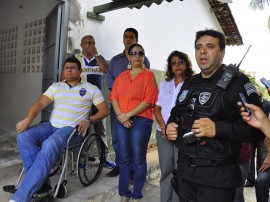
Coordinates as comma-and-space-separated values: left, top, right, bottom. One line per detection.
43, 80, 104, 128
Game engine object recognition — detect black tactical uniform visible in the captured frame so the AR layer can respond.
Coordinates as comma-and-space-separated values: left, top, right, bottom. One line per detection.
167, 65, 265, 202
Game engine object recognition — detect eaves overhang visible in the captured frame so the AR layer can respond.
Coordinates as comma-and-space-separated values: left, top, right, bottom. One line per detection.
88, 0, 243, 46
208, 0, 243, 45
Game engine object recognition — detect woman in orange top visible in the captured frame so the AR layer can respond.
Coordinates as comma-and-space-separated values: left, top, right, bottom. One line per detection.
110, 44, 158, 202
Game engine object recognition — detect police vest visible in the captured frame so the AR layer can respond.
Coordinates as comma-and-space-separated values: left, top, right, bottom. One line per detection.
176, 72, 249, 160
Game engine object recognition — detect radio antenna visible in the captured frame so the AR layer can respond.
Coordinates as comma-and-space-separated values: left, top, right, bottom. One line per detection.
236, 45, 251, 69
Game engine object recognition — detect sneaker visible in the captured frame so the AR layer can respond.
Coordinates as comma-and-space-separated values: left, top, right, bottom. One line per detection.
3, 185, 17, 193
106, 166, 120, 177
104, 159, 116, 169
32, 189, 54, 202
36, 182, 52, 194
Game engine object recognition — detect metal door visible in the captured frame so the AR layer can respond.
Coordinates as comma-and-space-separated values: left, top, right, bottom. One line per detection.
42, 1, 69, 121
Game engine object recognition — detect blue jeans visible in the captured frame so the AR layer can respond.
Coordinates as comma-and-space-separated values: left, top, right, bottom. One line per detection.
12, 122, 83, 202
115, 116, 153, 199
255, 168, 270, 202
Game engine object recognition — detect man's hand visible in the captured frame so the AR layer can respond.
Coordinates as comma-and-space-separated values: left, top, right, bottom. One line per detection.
259, 154, 270, 172
16, 117, 31, 133
89, 44, 98, 56
77, 120, 90, 137
166, 122, 178, 141
191, 118, 216, 138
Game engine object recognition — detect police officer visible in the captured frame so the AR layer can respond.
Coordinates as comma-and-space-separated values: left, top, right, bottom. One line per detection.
166, 29, 264, 202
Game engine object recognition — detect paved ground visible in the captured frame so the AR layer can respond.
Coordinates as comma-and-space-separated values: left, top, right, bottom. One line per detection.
0, 129, 257, 202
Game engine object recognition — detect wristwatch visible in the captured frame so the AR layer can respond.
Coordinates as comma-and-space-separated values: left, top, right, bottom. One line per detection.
87, 117, 93, 124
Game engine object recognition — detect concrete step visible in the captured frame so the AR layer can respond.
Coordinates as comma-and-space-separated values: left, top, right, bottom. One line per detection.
0, 148, 161, 202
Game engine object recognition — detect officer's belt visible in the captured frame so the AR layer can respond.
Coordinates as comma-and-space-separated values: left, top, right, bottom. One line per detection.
180, 154, 236, 167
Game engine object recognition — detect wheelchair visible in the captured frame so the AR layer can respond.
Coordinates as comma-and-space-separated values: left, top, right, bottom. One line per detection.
3, 127, 106, 201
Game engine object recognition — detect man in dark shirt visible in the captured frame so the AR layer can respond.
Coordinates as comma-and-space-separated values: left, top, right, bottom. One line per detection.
166, 29, 264, 202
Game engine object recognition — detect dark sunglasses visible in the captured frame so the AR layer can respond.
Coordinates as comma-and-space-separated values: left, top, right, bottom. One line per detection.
130, 51, 145, 57
171, 59, 185, 67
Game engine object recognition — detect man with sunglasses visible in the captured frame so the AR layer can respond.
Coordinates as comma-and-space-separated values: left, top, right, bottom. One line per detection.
106, 28, 150, 177
74, 35, 116, 169
165, 29, 264, 202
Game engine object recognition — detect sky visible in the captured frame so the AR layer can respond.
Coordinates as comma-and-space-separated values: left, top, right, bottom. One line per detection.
223, 0, 270, 81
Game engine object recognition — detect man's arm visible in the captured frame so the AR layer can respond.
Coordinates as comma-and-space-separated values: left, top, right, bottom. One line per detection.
16, 95, 52, 133
77, 100, 110, 136
212, 83, 265, 142
95, 55, 108, 73
89, 100, 110, 123
106, 58, 115, 90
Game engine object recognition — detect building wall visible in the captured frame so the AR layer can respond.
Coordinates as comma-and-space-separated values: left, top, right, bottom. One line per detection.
0, 0, 222, 131
67, 0, 221, 74
0, 0, 59, 130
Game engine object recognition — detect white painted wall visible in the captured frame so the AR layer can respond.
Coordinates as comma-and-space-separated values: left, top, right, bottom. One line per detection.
68, 0, 222, 74
0, 0, 223, 131
0, 0, 58, 130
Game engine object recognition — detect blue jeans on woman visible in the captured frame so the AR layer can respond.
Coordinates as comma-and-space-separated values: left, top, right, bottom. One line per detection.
115, 116, 153, 200
12, 122, 83, 202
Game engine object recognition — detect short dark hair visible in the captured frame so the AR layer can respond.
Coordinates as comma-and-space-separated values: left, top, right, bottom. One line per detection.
128, 44, 145, 55
165, 51, 194, 81
195, 29, 226, 51
124, 28, 138, 41
64, 57, 81, 69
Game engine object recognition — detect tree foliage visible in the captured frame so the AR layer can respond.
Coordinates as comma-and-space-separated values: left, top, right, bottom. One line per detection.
250, 0, 270, 10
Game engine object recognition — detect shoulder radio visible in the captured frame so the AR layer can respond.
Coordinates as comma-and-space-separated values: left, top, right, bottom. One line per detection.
217, 45, 251, 90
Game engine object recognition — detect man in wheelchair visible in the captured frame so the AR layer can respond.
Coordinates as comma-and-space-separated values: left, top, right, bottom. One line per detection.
8, 57, 110, 202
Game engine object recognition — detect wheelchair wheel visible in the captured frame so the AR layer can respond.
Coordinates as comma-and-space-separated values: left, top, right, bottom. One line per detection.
55, 181, 67, 199
77, 133, 105, 186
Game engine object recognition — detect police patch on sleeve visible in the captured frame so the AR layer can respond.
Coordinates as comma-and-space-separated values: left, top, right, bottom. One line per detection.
244, 83, 257, 96
178, 90, 189, 103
